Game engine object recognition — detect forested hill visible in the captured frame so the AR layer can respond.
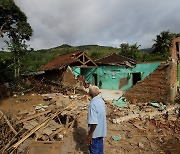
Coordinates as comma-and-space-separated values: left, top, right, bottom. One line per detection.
0, 44, 166, 75
0, 44, 121, 74
37, 44, 120, 60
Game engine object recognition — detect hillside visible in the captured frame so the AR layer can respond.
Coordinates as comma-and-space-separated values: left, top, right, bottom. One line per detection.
0, 44, 167, 75
0, 45, 121, 74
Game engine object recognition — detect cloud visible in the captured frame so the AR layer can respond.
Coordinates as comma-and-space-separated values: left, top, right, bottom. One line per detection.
4, 0, 180, 49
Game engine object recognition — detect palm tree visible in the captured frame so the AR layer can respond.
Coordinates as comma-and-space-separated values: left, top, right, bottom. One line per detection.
152, 31, 174, 55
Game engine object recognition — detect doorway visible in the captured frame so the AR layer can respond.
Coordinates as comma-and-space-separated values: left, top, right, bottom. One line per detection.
132, 72, 141, 85
92, 74, 98, 86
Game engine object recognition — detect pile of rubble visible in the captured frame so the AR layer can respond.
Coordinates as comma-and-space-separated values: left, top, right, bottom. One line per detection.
0, 93, 89, 153
106, 98, 180, 153
109, 97, 179, 124
0, 89, 180, 153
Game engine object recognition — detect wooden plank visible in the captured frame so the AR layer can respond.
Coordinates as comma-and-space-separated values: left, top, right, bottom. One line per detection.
0, 110, 3, 120
84, 59, 91, 64
65, 115, 69, 129
83, 54, 97, 66
76, 52, 84, 59
11, 102, 74, 150
73, 65, 97, 68
3, 114, 18, 135
50, 127, 65, 137
2, 128, 24, 153
83, 54, 85, 64
16, 110, 51, 124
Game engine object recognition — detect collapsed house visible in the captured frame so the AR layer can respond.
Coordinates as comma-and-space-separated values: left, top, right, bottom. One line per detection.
38, 50, 97, 88
124, 37, 180, 103
37, 37, 180, 102
81, 53, 161, 92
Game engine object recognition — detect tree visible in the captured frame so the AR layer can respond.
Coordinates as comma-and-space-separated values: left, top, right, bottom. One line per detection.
0, 58, 14, 84
0, 0, 33, 78
119, 43, 141, 60
152, 31, 174, 57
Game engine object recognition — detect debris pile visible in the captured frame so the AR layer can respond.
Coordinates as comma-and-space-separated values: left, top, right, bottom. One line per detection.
109, 99, 179, 124
0, 93, 89, 153
106, 100, 180, 153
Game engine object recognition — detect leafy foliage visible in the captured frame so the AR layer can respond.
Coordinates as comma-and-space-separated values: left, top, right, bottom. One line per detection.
119, 43, 141, 60
1, 31, 180, 79
0, 56, 14, 84
152, 31, 174, 58
0, 0, 33, 78
0, 0, 32, 39
152, 31, 180, 58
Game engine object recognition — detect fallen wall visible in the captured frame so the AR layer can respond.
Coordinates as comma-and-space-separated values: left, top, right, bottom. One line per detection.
123, 63, 169, 103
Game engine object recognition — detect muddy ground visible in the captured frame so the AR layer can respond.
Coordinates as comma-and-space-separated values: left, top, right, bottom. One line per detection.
0, 93, 180, 154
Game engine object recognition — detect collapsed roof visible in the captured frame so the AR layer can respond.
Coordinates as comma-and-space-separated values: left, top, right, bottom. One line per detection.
123, 62, 169, 103
39, 51, 97, 71
95, 53, 136, 67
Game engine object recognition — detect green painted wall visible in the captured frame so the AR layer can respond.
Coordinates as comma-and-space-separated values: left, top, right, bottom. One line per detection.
81, 62, 161, 91
72, 67, 81, 77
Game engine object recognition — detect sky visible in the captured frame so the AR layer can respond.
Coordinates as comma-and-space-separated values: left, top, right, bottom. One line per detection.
3, 0, 180, 50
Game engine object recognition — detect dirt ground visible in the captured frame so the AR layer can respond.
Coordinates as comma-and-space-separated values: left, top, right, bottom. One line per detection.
0, 93, 180, 154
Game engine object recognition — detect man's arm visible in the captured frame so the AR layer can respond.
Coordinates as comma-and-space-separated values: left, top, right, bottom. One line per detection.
86, 124, 97, 145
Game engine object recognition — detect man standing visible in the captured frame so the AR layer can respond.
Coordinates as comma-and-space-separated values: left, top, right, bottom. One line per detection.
86, 86, 107, 154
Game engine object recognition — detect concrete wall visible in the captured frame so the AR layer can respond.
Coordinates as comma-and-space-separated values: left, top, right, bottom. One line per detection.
81, 62, 161, 91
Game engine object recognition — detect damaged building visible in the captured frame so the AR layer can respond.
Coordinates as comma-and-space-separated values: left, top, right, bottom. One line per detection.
38, 50, 97, 88
37, 37, 180, 103
81, 53, 161, 92
124, 37, 180, 103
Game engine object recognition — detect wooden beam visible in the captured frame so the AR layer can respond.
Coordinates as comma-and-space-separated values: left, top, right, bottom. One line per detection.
2, 128, 24, 153
84, 59, 91, 64
76, 52, 84, 59
75, 51, 97, 67
50, 127, 65, 137
11, 102, 74, 150
0, 110, 3, 120
64, 120, 75, 136
73, 65, 97, 68
83, 54, 85, 64
16, 110, 51, 124
3, 114, 18, 135
0, 111, 17, 135
65, 115, 69, 129
77, 59, 84, 65
83, 54, 97, 66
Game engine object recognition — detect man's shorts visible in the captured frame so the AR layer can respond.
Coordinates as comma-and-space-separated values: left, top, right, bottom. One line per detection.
90, 137, 104, 154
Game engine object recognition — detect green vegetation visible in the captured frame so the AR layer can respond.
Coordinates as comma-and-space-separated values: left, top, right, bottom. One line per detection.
0, 0, 33, 78
0, 43, 164, 76
1, 31, 180, 83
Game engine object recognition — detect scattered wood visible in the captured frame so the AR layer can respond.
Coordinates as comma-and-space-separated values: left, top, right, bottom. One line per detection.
11, 102, 75, 151
16, 110, 51, 124
0, 91, 90, 153
3, 114, 18, 135
65, 115, 69, 129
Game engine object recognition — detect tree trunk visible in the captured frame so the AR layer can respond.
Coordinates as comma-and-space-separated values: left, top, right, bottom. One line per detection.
14, 57, 17, 78
17, 57, 20, 77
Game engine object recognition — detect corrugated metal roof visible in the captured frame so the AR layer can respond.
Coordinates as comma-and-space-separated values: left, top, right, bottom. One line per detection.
95, 53, 136, 67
